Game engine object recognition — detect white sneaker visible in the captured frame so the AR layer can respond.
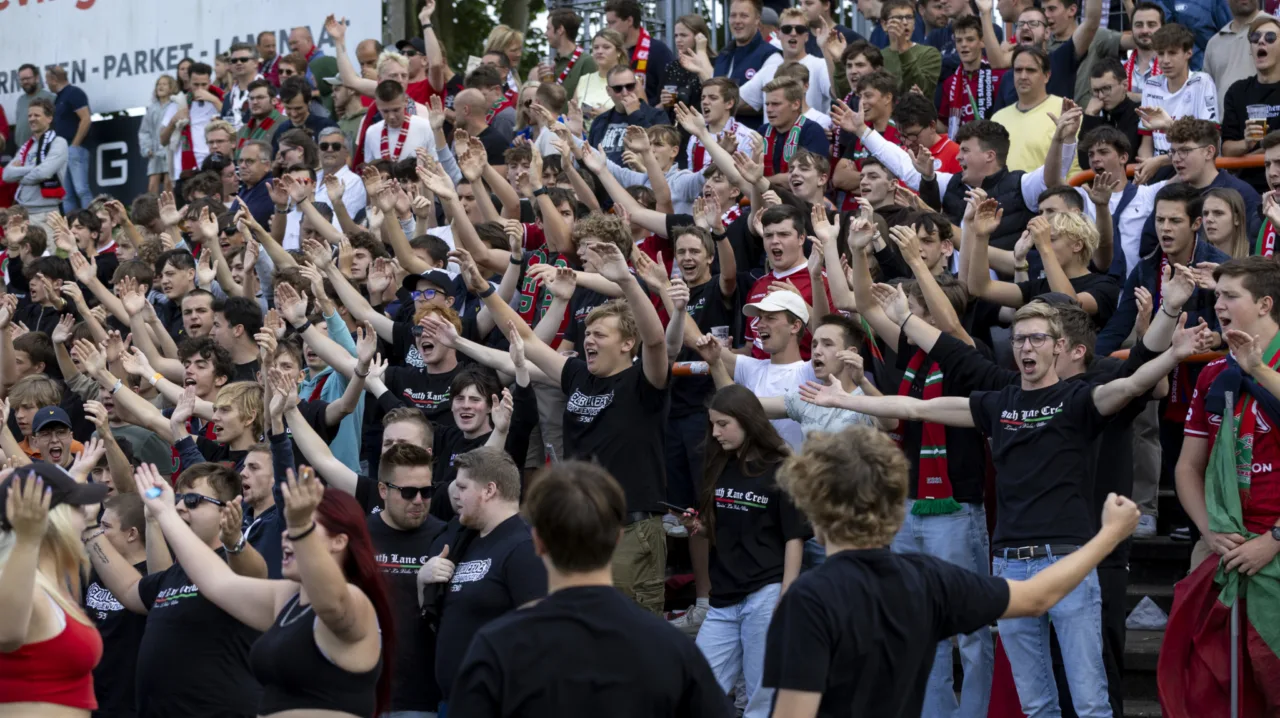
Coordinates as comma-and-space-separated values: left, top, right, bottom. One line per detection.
1134, 514, 1157, 539
668, 603, 708, 636
663, 513, 688, 538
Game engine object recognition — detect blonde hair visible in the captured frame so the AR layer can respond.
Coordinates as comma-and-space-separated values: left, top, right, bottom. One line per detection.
585, 301, 641, 357
1048, 211, 1100, 265
779, 426, 907, 547
485, 24, 525, 56
204, 119, 235, 142
0, 504, 92, 627
215, 382, 264, 440
1012, 301, 1063, 337
153, 74, 177, 102
376, 50, 409, 77
592, 29, 629, 70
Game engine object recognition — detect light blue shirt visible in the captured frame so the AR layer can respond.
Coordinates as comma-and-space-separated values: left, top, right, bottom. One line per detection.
297, 312, 363, 471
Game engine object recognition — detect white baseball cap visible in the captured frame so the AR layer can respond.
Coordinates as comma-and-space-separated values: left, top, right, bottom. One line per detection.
743, 291, 809, 324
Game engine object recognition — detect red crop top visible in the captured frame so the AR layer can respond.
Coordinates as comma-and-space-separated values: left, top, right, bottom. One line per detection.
0, 598, 103, 710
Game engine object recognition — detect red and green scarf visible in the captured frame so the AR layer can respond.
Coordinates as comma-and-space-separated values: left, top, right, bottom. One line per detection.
238, 109, 283, 149
898, 350, 961, 515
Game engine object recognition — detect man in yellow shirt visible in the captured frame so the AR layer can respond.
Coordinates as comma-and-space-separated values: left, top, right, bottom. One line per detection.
992, 46, 1082, 176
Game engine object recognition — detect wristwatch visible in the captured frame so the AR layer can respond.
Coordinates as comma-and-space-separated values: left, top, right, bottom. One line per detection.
1270, 526, 1280, 542
224, 533, 247, 555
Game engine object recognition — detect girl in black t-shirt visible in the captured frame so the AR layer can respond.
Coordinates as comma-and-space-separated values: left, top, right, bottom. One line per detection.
680, 385, 809, 718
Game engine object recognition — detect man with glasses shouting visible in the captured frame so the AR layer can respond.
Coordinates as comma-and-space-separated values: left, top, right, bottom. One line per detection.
84, 462, 268, 717
801, 293, 1214, 718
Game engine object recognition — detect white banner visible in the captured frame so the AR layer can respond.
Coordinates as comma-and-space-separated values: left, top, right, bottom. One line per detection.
0, 0, 381, 116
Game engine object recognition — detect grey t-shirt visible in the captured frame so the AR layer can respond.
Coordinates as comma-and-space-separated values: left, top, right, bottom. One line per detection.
784, 386, 876, 437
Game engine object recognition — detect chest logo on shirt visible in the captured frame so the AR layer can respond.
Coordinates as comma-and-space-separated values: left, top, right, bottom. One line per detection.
451, 558, 492, 591
715, 487, 769, 512
745, 69, 757, 80
998, 402, 1065, 430
1208, 408, 1272, 434
401, 387, 450, 410
86, 582, 125, 618
153, 583, 201, 609
566, 389, 615, 423
602, 124, 628, 153
375, 551, 429, 574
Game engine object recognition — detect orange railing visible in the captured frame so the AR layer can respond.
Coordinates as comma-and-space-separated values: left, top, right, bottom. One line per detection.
1067, 155, 1265, 187
1109, 350, 1224, 363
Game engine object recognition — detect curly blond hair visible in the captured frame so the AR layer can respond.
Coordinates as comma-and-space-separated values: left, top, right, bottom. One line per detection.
778, 426, 907, 547
1048, 211, 1100, 266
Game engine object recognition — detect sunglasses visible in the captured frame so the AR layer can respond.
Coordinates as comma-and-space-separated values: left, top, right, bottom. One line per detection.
382, 481, 433, 501
220, 226, 238, 237
318, 142, 345, 151
610, 82, 637, 93
175, 492, 226, 509
779, 24, 808, 34
1251, 31, 1278, 44
401, 49, 421, 57
410, 289, 440, 301
229, 56, 255, 64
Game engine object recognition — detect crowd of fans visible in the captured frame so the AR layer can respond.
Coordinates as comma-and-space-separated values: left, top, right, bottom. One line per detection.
1, 0, 1279, 715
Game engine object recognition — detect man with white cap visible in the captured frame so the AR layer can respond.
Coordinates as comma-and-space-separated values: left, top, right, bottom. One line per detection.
703, 289, 814, 449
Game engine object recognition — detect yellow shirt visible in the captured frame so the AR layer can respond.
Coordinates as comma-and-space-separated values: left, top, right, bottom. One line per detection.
991, 94, 1082, 177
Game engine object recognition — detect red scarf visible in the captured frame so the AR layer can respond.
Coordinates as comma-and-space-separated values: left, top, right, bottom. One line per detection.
380, 117, 412, 160
898, 350, 960, 515
487, 95, 516, 124
352, 97, 418, 170
1125, 52, 1160, 92
17, 131, 65, 199
631, 27, 652, 79
691, 118, 739, 172
763, 116, 807, 177
832, 91, 857, 159
237, 112, 279, 149
945, 62, 994, 137
180, 86, 226, 174
1257, 220, 1276, 257
557, 47, 583, 84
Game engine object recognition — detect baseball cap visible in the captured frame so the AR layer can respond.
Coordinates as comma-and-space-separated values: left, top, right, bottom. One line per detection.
402, 269, 455, 295
322, 75, 344, 87
743, 291, 810, 324
761, 7, 780, 25
0, 462, 109, 530
31, 406, 72, 435
396, 37, 427, 55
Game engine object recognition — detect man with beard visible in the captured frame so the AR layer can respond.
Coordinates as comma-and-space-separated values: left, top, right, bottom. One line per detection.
11, 64, 54, 150
1125, 2, 1165, 101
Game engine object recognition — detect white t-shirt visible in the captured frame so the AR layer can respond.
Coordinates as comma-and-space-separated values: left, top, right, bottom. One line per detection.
1139, 72, 1219, 154
362, 116, 436, 164
172, 99, 220, 176
740, 54, 834, 115
733, 356, 817, 450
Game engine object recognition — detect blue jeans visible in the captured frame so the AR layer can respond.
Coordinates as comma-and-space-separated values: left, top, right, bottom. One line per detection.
891, 500, 993, 718
62, 144, 93, 212
993, 551, 1111, 718
695, 582, 780, 718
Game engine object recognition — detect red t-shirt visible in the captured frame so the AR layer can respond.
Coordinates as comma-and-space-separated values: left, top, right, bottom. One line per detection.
930, 135, 962, 175
938, 67, 1009, 127
1185, 357, 1280, 534
742, 265, 831, 360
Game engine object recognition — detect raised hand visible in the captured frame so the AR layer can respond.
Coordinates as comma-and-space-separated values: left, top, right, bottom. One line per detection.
871, 283, 910, 325
104, 330, 130, 366
506, 321, 528, 373
1171, 315, 1214, 359
281, 466, 324, 532
419, 314, 460, 349
6, 472, 51, 542
692, 333, 723, 365
1162, 263, 1197, 311
50, 314, 75, 345
889, 225, 924, 266
847, 216, 877, 251
158, 191, 184, 226
355, 321, 377, 366
911, 145, 935, 177
71, 338, 106, 375
668, 274, 690, 312
170, 385, 199, 426
274, 282, 309, 326
1136, 105, 1173, 132
218, 496, 246, 549
545, 265, 578, 301
447, 247, 489, 295
1087, 171, 1122, 206
1226, 329, 1264, 375
830, 99, 866, 136
673, 102, 707, 136
971, 198, 1003, 237
798, 379, 845, 408
811, 202, 837, 244
121, 347, 153, 378
491, 387, 514, 433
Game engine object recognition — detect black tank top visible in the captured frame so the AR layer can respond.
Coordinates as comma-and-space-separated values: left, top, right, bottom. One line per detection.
249, 593, 382, 717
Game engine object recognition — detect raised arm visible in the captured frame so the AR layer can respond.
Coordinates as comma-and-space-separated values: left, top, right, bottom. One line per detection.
1091, 318, 1213, 416
674, 103, 750, 190
285, 402, 359, 496
74, 340, 173, 438
589, 242, 670, 387
326, 15, 377, 96
1072, 0, 1103, 61
887, 225, 974, 343
978, 0, 1013, 68
847, 212, 901, 346
135, 465, 280, 631
0, 473, 53, 649
579, 144, 670, 237
798, 384, 977, 427
965, 199, 1025, 308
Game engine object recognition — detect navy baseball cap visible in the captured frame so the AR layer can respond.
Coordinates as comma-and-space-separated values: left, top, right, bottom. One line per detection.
31, 406, 72, 435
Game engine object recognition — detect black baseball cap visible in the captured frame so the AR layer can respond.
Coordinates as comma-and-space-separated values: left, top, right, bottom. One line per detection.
401, 269, 455, 295
396, 38, 426, 55
0, 463, 109, 530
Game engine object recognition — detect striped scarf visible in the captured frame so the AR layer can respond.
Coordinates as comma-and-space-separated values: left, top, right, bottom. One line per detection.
898, 350, 961, 515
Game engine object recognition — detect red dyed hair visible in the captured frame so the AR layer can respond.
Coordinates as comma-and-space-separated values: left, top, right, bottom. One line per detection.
314, 489, 396, 715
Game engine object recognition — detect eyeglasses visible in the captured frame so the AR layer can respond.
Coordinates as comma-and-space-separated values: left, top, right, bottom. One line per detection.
779, 24, 809, 34
1019, 19, 1046, 28
229, 56, 255, 64
887, 15, 916, 23
236, 157, 261, 165
1010, 332, 1054, 348
411, 289, 441, 301
33, 427, 71, 440
1169, 145, 1211, 160
175, 492, 227, 509
1251, 31, 1278, 44
1092, 84, 1116, 96
318, 142, 345, 151
610, 82, 637, 93
382, 481, 433, 501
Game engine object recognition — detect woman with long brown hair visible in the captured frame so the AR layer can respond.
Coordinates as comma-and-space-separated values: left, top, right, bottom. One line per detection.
662, 14, 717, 113
1200, 188, 1250, 259
678, 385, 809, 718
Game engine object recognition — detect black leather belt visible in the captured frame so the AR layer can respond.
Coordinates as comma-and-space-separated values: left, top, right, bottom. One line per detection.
995, 544, 1080, 560
626, 511, 658, 526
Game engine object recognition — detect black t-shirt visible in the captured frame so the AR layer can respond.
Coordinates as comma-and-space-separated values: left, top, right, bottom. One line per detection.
1222, 76, 1280, 192
135, 556, 262, 718
709, 462, 810, 607
477, 126, 511, 167
391, 319, 427, 368
384, 364, 463, 430
969, 379, 1111, 549
1016, 272, 1121, 330
894, 333, 991, 504
232, 360, 260, 383
450, 585, 735, 717
763, 548, 1009, 718
671, 276, 740, 418
85, 562, 148, 718
428, 425, 490, 521
366, 511, 448, 711
432, 514, 547, 699
561, 358, 667, 513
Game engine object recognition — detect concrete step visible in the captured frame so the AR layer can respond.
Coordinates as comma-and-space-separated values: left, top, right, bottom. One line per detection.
1128, 536, 1194, 586
1124, 698, 1163, 717
1125, 629, 1164, 674
1125, 581, 1175, 615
